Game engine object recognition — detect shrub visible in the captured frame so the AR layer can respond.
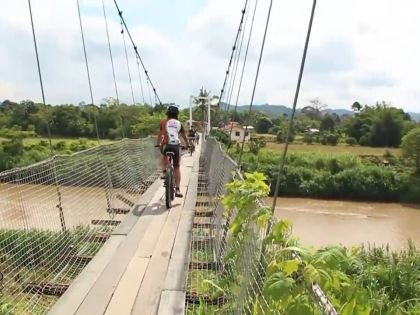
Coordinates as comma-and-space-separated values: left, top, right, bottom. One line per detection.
303, 134, 313, 144
359, 135, 370, 146
346, 137, 357, 146
326, 133, 338, 146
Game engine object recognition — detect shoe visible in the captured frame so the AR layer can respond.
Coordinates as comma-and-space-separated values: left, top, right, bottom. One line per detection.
175, 189, 183, 198
160, 172, 166, 180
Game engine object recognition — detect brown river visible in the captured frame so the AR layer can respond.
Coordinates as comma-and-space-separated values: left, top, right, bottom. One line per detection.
267, 197, 420, 249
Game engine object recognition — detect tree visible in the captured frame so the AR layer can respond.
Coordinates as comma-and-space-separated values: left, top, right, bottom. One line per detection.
401, 127, 420, 174
255, 117, 273, 134
351, 101, 362, 112
320, 115, 336, 132
301, 98, 328, 120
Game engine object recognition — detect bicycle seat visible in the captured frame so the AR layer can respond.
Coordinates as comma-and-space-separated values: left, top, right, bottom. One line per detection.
165, 152, 175, 157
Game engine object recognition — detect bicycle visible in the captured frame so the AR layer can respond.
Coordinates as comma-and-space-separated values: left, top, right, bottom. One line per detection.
164, 151, 176, 208
188, 137, 196, 156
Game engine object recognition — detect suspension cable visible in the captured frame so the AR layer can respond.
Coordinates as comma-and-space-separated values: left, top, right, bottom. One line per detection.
27, 0, 53, 155
271, 0, 317, 211
227, 0, 258, 147
112, 0, 162, 105
136, 54, 146, 104
217, 0, 249, 111
76, 0, 100, 144
102, 0, 120, 105
238, 0, 273, 165
120, 19, 136, 105
225, 0, 252, 113
146, 77, 154, 106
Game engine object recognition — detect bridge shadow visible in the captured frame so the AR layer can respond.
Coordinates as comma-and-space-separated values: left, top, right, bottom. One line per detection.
131, 200, 182, 217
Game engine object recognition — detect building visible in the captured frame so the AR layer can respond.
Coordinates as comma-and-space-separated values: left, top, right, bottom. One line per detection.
222, 122, 254, 142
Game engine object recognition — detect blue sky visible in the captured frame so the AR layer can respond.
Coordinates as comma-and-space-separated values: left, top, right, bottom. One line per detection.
1, 0, 420, 112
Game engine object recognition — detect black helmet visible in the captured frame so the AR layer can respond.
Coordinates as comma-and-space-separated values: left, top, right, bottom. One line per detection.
166, 105, 179, 115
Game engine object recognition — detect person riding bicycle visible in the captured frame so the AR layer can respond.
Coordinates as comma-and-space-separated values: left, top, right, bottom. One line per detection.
188, 128, 196, 145
156, 105, 189, 198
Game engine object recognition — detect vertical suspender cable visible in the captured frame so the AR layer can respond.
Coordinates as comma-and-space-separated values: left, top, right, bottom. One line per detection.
271, 0, 317, 211
217, 0, 249, 111
121, 20, 136, 105
27, 0, 53, 155
146, 78, 153, 106
238, 0, 273, 165
113, 0, 162, 105
102, 0, 124, 139
136, 54, 146, 104
225, 0, 252, 113
227, 0, 258, 147
76, 0, 100, 144
102, 0, 120, 105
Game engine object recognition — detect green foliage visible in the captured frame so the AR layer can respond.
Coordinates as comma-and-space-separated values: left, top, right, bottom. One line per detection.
255, 117, 273, 134
302, 134, 313, 144
235, 149, 419, 202
345, 137, 357, 146
401, 127, 420, 173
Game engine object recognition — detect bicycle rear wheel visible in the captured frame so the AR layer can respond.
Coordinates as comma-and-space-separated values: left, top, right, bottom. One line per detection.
165, 169, 172, 208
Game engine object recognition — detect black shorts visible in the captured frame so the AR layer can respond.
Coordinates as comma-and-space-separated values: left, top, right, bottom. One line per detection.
161, 144, 180, 167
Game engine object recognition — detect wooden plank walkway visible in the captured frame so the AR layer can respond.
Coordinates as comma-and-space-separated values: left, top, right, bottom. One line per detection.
49, 142, 200, 315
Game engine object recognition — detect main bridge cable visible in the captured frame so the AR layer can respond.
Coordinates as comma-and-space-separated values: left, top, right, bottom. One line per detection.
76, 0, 100, 144
112, 0, 162, 105
27, 0, 54, 155
237, 0, 273, 166
227, 0, 258, 148
216, 0, 249, 112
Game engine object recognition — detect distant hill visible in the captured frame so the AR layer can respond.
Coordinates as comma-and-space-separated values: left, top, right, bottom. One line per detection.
409, 112, 420, 122
227, 104, 419, 120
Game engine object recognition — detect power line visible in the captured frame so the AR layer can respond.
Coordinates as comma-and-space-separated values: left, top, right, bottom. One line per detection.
238, 0, 273, 166
112, 0, 162, 105
271, 0, 318, 211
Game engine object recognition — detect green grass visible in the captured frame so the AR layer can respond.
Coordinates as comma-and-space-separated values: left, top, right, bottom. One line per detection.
265, 142, 401, 156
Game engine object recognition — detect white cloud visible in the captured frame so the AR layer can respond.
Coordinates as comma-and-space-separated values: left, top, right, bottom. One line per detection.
1, 0, 420, 112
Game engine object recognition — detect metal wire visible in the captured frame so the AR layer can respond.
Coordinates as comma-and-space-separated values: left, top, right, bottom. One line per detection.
0, 139, 159, 314
120, 20, 136, 105
136, 54, 146, 105
76, 0, 100, 144
185, 138, 338, 314
238, 0, 273, 166
27, 0, 53, 155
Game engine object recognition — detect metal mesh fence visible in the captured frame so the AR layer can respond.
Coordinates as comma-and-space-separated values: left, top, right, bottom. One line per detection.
0, 138, 159, 314
186, 138, 337, 315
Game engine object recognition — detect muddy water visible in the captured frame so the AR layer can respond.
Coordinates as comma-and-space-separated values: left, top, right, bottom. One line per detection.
266, 197, 420, 249
0, 183, 132, 231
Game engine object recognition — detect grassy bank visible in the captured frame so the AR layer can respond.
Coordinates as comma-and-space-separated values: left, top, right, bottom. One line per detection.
230, 148, 420, 203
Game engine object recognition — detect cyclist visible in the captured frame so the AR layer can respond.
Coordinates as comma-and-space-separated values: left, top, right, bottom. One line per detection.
156, 105, 190, 198
188, 128, 196, 145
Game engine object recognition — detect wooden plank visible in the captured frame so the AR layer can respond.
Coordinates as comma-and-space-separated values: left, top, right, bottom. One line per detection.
158, 290, 185, 315
91, 219, 121, 226
163, 170, 198, 291
116, 194, 135, 207
48, 235, 125, 315
112, 179, 161, 236
75, 189, 166, 315
104, 257, 150, 315
131, 192, 186, 314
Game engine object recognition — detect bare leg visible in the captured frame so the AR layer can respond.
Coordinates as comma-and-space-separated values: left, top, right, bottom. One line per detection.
161, 155, 168, 171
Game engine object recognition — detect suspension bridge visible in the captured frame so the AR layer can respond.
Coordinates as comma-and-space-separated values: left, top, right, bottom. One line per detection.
0, 0, 341, 314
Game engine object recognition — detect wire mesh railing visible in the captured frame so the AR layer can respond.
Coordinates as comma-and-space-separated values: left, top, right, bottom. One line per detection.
0, 138, 159, 314
186, 138, 337, 314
